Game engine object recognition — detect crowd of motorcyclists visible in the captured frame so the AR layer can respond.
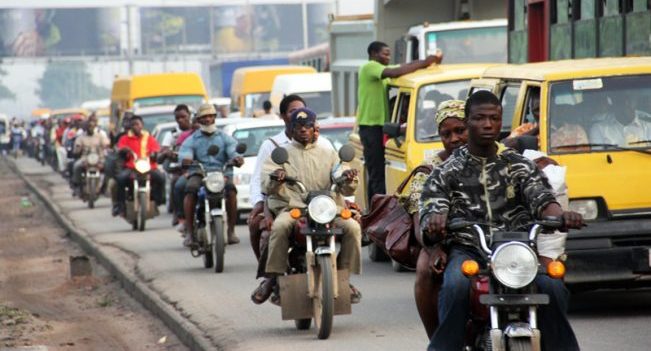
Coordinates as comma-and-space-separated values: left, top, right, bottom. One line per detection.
11, 70, 585, 348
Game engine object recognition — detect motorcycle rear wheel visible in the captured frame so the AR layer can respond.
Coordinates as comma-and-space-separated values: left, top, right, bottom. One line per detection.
314, 255, 334, 340
211, 217, 225, 273
295, 318, 311, 330
138, 192, 147, 231
508, 337, 533, 351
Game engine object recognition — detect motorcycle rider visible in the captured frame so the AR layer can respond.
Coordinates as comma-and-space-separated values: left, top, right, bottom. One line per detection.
71, 115, 110, 197
114, 115, 165, 217
260, 107, 362, 304
178, 103, 244, 247
419, 91, 582, 351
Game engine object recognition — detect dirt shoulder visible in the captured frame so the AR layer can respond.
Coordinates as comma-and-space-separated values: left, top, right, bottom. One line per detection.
0, 158, 188, 351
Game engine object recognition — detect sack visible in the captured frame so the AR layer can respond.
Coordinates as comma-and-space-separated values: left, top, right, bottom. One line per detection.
361, 165, 433, 269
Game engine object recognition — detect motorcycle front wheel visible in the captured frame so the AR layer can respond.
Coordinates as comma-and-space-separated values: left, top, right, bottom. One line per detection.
87, 178, 96, 209
211, 216, 225, 273
138, 192, 147, 231
508, 337, 533, 351
314, 255, 334, 340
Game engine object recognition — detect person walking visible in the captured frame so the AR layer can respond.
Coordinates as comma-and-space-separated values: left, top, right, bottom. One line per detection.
357, 41, 442, 203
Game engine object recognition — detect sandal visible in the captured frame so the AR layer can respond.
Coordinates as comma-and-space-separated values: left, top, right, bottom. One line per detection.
350, 284, 362, 304
251, 278, 275, 305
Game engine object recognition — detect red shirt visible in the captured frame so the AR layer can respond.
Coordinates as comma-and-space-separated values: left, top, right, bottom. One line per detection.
117, 131, 161, 170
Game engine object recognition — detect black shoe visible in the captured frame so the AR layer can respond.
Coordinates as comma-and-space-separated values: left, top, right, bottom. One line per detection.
112, 204, 124, 217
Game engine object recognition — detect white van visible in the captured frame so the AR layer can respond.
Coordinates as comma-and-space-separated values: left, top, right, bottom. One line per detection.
269, 72, 332, 118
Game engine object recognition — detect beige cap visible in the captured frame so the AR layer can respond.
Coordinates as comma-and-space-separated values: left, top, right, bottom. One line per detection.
196, 103, 217, 118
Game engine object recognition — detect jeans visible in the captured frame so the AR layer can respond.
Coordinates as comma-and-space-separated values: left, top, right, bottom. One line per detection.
173, 175, 187, 219
359, 125, 385, 203
429, 246, 579, 351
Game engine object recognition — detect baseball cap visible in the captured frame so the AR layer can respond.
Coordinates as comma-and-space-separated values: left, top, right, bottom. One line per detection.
290, 108, 316, 127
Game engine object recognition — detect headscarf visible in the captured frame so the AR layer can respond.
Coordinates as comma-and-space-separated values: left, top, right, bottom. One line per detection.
435, 99, 466, 126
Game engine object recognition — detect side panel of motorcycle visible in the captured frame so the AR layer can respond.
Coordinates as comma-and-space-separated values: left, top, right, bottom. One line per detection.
278, 269, 351, 320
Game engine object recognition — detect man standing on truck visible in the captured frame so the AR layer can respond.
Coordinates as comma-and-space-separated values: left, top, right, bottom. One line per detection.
357, 41, 442, 203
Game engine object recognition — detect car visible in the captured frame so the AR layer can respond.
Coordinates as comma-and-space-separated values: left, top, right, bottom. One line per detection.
133, 105, 178, 134
468, 57, 651, 290
152, 121, 177, 147
317, 117, 355, 150
222, 119, 286, 218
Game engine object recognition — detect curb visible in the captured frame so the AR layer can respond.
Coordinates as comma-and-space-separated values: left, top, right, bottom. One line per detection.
5, 158, 220, 351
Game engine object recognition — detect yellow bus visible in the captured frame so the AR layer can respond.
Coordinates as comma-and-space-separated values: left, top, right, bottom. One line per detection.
230, 65, 316, 117
110, 72, 208, 134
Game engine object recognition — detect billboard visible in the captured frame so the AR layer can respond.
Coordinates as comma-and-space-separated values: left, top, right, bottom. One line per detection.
0, 8, 121, 57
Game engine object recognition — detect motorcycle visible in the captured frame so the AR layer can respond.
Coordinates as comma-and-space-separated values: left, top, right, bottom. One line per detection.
187, 143, 246, 273
446, 218, 569, 351
268, 144, 357, 340
124, 150, 159, 231
81, 151, 103, 209
35, 135, 46, 166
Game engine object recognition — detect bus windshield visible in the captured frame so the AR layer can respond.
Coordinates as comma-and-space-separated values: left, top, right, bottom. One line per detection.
426, 26, 507, 63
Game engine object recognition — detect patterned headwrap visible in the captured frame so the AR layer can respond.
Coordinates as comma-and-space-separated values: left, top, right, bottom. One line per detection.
435, 99, 466, 126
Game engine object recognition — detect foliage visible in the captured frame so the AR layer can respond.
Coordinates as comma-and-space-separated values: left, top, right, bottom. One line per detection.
36, 61, 109, 109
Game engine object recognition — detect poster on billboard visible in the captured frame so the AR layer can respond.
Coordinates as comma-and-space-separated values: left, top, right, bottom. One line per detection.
0, 8, 120, 57
140, 7, 211, 55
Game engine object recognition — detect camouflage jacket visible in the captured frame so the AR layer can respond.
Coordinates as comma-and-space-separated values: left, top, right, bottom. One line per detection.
419, 145, 558, 249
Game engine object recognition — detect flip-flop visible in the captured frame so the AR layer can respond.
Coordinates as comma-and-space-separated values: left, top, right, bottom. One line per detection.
350, 284, 362, 304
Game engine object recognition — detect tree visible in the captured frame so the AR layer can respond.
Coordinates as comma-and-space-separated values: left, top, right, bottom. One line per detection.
0, 66, 16, 101
36, 61, 109, 109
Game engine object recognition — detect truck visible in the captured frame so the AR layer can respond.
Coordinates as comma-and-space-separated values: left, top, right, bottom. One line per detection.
329, 0, 508, 117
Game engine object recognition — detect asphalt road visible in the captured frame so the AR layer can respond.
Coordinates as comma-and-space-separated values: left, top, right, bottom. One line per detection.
12, 157, 651, 351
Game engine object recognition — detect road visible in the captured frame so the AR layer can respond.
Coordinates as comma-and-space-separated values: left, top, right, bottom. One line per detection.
12, 157, 651, 351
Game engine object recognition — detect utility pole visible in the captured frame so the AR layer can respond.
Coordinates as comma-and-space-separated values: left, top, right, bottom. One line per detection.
126, 5, 134, 75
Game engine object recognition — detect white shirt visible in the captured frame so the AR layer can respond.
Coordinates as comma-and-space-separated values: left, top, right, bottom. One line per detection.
161, 126, 182, 148
249, 131, 333, 206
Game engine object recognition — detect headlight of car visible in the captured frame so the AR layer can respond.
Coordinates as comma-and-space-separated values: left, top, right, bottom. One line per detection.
233, 173, 251, 185
87, 153, 100, 166
491, 242, 538, 289
307, 195, 338, 224
205, 171, 225, 193
134, 159, 151, 174
568, 199, 598, 220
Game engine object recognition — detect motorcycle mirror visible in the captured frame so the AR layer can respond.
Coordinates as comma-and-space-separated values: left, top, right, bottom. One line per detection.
207, 144, 220, 156
270, 147, 289, 165
338, 144, 355, 163
235, 143, 247, 154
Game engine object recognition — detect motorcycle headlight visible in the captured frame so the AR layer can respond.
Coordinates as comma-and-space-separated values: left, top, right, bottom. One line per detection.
87, 153, 100, 166
491, 242, 538, 289
307, 195, 337, 224
568, 199, 598, 220
205, 171, 225, 193
134, 159, 151, 174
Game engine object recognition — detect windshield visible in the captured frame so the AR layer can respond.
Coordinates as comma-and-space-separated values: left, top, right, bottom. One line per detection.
548, 75, 651, 153
232, 125, 285, 157
415, 80, 470, 142
302, 91, 332, 118
319, 125, 353, 151
139, 112, 175, 133
425, 26, 507, 63
244, 93, 271, 117
134, 95, 204, 109
0, 121, 5, 134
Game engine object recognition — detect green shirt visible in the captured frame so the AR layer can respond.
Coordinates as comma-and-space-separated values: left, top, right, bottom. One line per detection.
357, 60, 389, 126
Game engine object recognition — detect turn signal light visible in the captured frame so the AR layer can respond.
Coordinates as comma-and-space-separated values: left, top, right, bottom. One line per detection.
340, 208, 352, 220
461, 260, 480, 276
547, 261, 566, 279
289, 208, 302, 219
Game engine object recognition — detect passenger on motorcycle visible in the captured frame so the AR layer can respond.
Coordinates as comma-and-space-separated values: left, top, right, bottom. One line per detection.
261, 108, 362, 304
114, 115, 165, 217
419, 91, 582, 351
178, 103, 244, 247
71, 115, 110, 196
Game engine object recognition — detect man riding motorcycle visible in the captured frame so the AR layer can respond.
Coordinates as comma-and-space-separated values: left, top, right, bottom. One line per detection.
178, 103, 244, 247
114, 115, 165, 217
419, 91, 582, 351
71, 115, 110, 196
257, 108, 362, 304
